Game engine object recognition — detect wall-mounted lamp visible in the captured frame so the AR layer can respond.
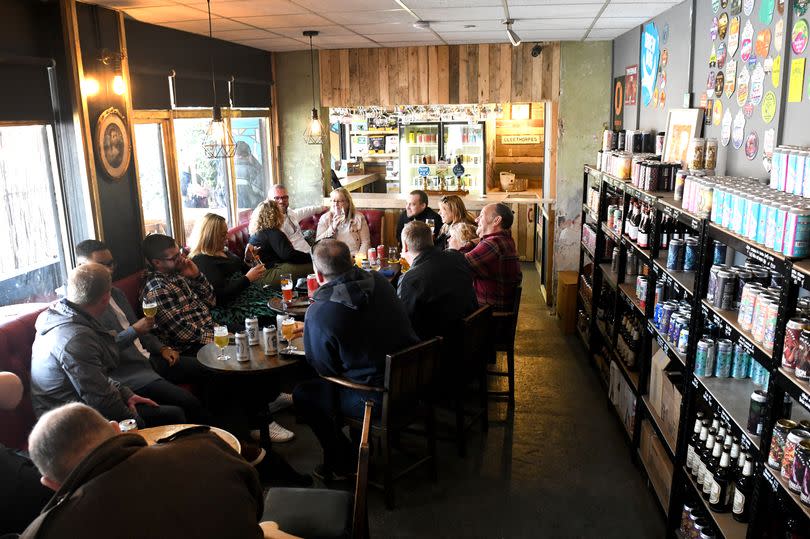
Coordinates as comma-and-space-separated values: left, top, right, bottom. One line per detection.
81, 77, 100, 97
503, 19, 521, 47
112, 74, 126, 96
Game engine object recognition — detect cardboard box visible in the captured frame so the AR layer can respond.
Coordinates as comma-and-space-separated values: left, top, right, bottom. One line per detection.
640, 420, 674, 509
648, 348, 670, 419
661, 371, 683, 447
556, 271, 579, 335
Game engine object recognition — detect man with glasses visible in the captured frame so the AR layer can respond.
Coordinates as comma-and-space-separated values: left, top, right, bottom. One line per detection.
268, 184, 324, 253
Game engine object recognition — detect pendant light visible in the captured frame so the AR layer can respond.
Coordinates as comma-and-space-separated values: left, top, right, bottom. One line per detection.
202, 0, 235, 158
303, 30, 324, 145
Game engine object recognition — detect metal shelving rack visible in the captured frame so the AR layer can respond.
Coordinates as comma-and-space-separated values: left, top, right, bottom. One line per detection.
575, 165, 810, 538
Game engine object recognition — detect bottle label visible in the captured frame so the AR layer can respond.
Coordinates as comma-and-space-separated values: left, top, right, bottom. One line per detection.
732, 490, 745, 514
703, 472, 714, 494
687, 447, 695, 470
697, 462, 706, 485
638, 231, 649, 247
710, 481, 721, 504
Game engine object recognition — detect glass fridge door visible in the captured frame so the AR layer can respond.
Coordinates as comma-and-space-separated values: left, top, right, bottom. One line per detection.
399, 123, 440, 192
442, 122, 485, 194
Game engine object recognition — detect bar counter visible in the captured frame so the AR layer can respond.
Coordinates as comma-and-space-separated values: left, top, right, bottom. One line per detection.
326, 188, 551, 210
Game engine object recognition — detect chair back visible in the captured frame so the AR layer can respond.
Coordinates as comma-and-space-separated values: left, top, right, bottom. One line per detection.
383, 337, 442, 419
492, 285, 522, 347
351, 401, 374, 539
462, 305, 493, 370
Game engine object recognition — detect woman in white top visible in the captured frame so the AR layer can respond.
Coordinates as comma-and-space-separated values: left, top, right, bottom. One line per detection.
316, 187, 371, 255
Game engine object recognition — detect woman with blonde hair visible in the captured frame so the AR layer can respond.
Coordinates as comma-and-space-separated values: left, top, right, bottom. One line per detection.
248, 200, 312, 286
447, 222, 478, 253
436, 195, 476, 250
316, 187, 370, 255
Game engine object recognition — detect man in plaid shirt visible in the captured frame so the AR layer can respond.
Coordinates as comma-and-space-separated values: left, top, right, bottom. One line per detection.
141, 234, 216, 353
464, 203, 522, 311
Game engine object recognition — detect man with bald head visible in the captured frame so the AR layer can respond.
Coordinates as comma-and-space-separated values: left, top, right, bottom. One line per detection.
268, 184, 324, 253
30, 263, 185, 427
20, 403, 267, 538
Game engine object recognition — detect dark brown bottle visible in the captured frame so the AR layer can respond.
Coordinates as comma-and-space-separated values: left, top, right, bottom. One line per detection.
732, 457, 753, 522
709, 450, 734, 512
702, 438, 723, 500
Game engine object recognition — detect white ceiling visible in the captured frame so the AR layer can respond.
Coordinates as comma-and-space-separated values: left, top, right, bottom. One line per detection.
87, 0, 681, 51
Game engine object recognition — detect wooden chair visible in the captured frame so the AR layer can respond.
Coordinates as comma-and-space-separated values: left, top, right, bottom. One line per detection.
261, 401, 373, 539
488, 286, 522, 403
323, 337, 442, 509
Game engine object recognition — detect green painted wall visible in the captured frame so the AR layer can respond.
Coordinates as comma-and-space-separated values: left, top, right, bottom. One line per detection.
274, 50, 325, 207
554, 41, 612, 280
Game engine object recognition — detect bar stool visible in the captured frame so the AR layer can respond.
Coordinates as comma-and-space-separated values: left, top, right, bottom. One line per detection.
488, 286, 522, 404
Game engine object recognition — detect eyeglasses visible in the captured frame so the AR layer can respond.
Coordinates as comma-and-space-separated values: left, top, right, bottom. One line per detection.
274, 195, 289, 201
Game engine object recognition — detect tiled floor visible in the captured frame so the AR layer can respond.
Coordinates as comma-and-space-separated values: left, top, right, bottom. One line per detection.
275, 264, 665, 538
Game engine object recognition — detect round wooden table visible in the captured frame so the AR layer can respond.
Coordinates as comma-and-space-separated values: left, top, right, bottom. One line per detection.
267, 296, 310, 319
196, 339, 304, 374
137, 424, 241, 453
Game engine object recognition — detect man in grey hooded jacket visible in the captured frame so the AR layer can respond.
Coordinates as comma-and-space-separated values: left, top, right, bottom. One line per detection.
30, 263, 184, 427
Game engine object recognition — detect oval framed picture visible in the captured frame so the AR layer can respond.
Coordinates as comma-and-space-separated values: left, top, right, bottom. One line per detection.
95, 107, 131, 180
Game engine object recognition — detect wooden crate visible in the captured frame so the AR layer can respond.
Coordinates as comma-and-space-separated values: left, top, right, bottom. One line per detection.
556, 271, 578, 334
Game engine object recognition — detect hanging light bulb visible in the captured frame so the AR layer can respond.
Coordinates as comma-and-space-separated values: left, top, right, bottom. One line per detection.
302, 30, 324, 145
202, 0, 235, 158
112, 74, 126, 95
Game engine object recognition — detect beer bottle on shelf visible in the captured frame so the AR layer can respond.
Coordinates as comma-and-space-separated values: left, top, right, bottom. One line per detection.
710, 450, 734, 512
729, 437, 741, 476
702, 437, 723, 500
697, 429, 717, 489
629, 201, 641, 241
691, 423, 709, 478
659, 214, 670, 249
686, 414, 706, 474
637, 206, 650, 248
732, 457, 753, 522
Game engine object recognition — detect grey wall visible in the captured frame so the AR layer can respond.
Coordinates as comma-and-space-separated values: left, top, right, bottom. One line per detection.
614, 27, 641, 129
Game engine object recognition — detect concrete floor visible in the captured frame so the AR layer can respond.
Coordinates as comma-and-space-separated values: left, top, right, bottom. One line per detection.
275, 264, 665, 538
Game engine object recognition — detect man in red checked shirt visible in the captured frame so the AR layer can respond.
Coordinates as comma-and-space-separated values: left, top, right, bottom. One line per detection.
464, 203, 522, 311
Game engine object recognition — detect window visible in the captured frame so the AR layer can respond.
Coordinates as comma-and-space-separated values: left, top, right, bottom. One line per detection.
133, 122, 172, 236
232, 116, 272, 221
0, 125, 68, 308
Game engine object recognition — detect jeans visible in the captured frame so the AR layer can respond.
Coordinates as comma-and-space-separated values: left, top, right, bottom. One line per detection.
293, 378, 381, 471
136, 378, 211, 424
135, 401, 186, 427
150, 353, 210, 385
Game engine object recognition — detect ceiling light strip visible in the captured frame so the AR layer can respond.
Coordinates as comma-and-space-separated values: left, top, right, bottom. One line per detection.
582, 0, 612, 41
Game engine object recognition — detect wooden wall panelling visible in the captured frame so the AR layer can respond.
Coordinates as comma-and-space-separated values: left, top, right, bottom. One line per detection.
378, 49, 390, 106
531, 46, 544, 101
339, 49, 350, 106
407, 47, 419, 104
477, 44, 490, 104
319, 50, 332, 106
510, 44, 526, 102
448, 45, 459, 104
417, 47, 428, 104
427, 45, 439, 103
437, 45, 450, 103
497, 45, 511, 103
458, 44, 469, 103
348, 49, 361, 105
466, 44, 479, 104
396, 47, 409, 104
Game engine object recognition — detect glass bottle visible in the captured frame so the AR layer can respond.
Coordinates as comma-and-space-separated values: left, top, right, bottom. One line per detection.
710, 450, 734, 512
732, 457, 753, 522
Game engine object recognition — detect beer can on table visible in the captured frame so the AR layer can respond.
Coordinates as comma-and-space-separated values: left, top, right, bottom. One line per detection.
276, 314, 286, 342
695, 339, 713, 377
715, 339, 734, 377
262, 326, 278, 355
235, 332, 249, 361
367, 247, 378, 266
732, 342, 752, 379
783, 429, 810, 481
769, 419, 800, 469
245, 317, 259, 346
747, 389, 768, 436
119, 419, 138, 432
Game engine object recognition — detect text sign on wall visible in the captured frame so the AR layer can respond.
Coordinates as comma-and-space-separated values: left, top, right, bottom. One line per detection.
501, 135, 541, 145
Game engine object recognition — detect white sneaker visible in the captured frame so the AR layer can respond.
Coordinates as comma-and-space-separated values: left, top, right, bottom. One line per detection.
268, 392, 294, 414
268, 421, 295, 443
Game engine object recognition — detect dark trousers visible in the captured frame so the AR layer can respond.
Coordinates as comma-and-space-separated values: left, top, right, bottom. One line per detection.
0, 447, 52, 535
135, 401, 186, 427
150, 353, 210, 386
136, 378, 211, 424
293, 378, 381, 471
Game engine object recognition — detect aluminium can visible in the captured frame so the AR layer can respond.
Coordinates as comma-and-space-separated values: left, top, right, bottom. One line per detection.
245, 317, 259, 346
732, 342, 751, 379
235, 332, 249, 361
714, 338, 733, 378
262, 326, 278, 355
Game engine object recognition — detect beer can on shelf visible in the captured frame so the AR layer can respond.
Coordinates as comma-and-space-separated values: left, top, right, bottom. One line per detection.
262, 326, 278, 355
732, 269, 753, 311
245, 317, 259, 346
732, 342, 752, 379
712, 241, 727, 265
713, 270, 736, 311
796, 330, 810, 380
799, 441, 810, 505
684, 239, 699, 271
667, 239, 684, 271
660, 302, 677, 334
235, 332, 249, 361
769, 419, 799, 469
783, 429, 810, 481
747, 389, 768, 436
695, 339, 713, 377
714, 339, 733, 378
678, 328, 690, 354
763, 299, 781, 352
738, 283, 765, 331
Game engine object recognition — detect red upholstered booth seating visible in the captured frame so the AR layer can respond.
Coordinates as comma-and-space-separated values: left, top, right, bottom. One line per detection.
226, 221, 251, 259
0, 274, 146, 450
298, 209, 385, 248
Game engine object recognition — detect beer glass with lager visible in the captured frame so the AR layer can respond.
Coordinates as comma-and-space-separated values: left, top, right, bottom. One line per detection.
142, 300, 158, 318
214, 326, 230, 360
281, 317, 297, 353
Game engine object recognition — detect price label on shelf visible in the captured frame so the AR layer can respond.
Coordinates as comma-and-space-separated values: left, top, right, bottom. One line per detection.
738, 335, 755, 356
745, 244, 778, 270
691, 376, 699, 389
791, 267, 806, 286
800, 392, 810, 413
703, 390, 714, 406
763, 468, 779, 492
719, 408, 732, 426
701, 303, 709, 318
689, 217, 702, 230
740, 434, 752, 452
657, 334, 666, 351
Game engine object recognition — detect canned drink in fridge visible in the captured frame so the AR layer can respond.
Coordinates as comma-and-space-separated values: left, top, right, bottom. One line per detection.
262, 326, 278, 355
235, 332, 249, 361
245, 317, 259, 346
784, 318, 810, 371
732, 342, 752, 379
695, 339, 712, 377
715, 339, 734, 378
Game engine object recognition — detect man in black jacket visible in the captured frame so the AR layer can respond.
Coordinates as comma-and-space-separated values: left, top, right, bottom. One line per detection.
395, 189, 443, 243
398, 221, 479, 340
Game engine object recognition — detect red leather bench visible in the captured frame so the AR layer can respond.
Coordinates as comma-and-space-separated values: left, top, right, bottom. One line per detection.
226, 221, 251, 259
298, 209, 385, 248
0, 273, 146, 450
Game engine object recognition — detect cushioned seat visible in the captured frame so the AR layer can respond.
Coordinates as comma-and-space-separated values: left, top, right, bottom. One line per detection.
226, 222, 251, 259
263, 488, 352, 539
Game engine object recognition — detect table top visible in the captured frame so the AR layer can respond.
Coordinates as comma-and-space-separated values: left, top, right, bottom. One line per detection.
267, 296, 310, 318
196, 340, 302, 374
137, 424, 241, 453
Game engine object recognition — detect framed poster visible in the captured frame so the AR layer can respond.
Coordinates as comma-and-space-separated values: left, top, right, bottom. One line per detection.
625, 65, 638, 105
95, 107, 131, 180
613, 76, 625, 130
662, 108, 705, 166
641, 23, 661, 106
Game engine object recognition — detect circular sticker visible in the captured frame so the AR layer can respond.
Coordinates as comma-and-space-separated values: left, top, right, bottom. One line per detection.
728, 16, 740, 54
662, 23, 670, 44
710, 43, 718, 68
776, 18, 784, 51
659, 90, 666, 109
718, 42, 727, 69
763, 128, 775, 157
653, 87, 659, 107
772, 55, 781, 87
741, 20, 755, 61
713, 0, 721, 13
721, 108, 733, 146
744, 0, 755, 16
756, 29, 772, 58
732, 109, 746, 150
715, 71, 726, 95
743, 102, 755, 117
731, 0, 743, 15
723, 0, 729, 7
725, 60, 737, 97
719, 13, 730, 39
750, 63, 765, 104
712, 17, 719, 40
713, 100, 724, 125
760, 0, 775, 24
797, 0, 809, 16
793, 19, 809, 54
745, 131, 759, 160
762, 91, 777, 122
764, 56, 774, 72
658, 71, 667, 89
737, 65, 750, 105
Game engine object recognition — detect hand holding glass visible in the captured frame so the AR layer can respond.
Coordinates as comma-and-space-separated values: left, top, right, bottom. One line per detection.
214, 326, 230, 361
142, 300, 158, 318
281, 317, 297, 354
425, 218, 435, 231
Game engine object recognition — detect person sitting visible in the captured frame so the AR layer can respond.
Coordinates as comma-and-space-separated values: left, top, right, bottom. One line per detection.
0, 372, 52, 535
20, 403, 275, 538
436, 194, 476, 250
74, 240, 209, 424
31, 263, 185, 428
395, 189, 443, 243
447, 222, 479, 253
293, 240, 419, 481
465, 203, 523, 311
249, 200, 313, 287
316, 187, 370, 256
141, 234, 216, 353
398, 221, 478, 341
269, 184, 324, 253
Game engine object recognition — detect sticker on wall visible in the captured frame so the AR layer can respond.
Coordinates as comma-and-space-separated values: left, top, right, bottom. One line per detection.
721, 107, 733, 146
756, 29, 772, 58
714, 0, 722, 13
661, 49, 669, 68
795, 0, 809, 16
640, 23, 660, 107
723, 0, 729, 8
741, 20, 755, 61
714, 100, 724, 125
792, 19, 809, 54
737, 65, 751, 105
708, 70, 717, 97
653, 87, 659, 107
764, 56, 774, 72
743, 102, 755, 117
732, 109, 746, 149
762, 91, 777, 121
662, 23, 670, 44
716, 70, 726, 96
731, 0, 743, 15
745, 131, 759, 159
719, 13, 730, 39
728, 16, 740, 54
700, 92, 709, 108
763, 128, 775, 157
775, 19, 784, 51
658, 71, 667, 89
773, 55, 782, 87
789, 58, 806, 102
751, 62, 766, 103
718, 42, 728, 69
659, 90, 667, 109
712, 16, 720, 39
744, 0, 755, 17
706, 99, 714, 124
760, 0, 775, 24
625, 65, 638, 105
710, 44, 718, 68
725, 59, 738, 97
778, 0, 785, 15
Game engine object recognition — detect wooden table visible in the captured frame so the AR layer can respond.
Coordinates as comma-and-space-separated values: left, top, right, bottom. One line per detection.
267, 296, 310, 319
137, 424, 241, 453
197, 340, 303, 374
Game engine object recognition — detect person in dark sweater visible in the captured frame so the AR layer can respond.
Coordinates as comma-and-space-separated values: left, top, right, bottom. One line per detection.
395, 190, 443, 244
398, 221, 478, 341
248, 200, 313, 287
293, 239, 419, 481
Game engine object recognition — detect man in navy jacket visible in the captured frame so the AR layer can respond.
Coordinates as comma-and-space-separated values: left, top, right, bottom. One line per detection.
294, 239, 418, 481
